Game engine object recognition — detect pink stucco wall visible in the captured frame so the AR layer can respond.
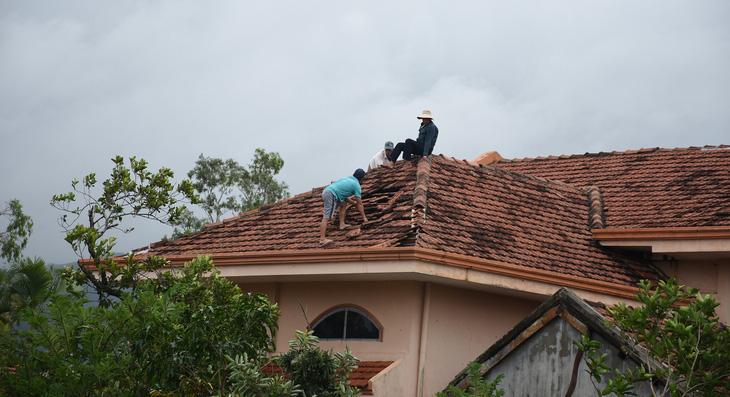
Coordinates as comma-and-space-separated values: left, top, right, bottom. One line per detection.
656, 258, 730, 324
237, 280, 542, 396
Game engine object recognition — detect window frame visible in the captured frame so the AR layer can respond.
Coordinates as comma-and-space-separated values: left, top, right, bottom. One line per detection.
310, 304, 383, 342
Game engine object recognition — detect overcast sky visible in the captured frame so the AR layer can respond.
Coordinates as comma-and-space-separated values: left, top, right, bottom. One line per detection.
1, 1, 728, 265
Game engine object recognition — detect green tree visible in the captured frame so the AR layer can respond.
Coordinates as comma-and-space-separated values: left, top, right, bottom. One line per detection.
51, 155, 198, 302
574, 278, 730, 396
182, 149, 289, 229
238, 148, 289, 212
188, 154, 247, 223
168, 207, 207, 240
0, 255, 281, 396
144, 255, 280, 394
0, 199, 33, 265
0, 257, 65, 325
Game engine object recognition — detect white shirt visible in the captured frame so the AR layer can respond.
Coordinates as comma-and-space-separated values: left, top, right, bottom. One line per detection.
368, 149, 391, 170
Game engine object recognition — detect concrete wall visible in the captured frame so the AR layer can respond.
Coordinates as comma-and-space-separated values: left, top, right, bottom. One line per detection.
481, 317, 655, 396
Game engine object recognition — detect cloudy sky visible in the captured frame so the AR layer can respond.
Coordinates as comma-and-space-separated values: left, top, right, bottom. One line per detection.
1, 1, 728, 265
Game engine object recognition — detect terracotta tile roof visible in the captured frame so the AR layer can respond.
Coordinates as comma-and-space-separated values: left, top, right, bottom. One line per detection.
145, 153, 664, 287
261, 360, 392, 395
492, 145, 730, 228
418, 156, 657, 285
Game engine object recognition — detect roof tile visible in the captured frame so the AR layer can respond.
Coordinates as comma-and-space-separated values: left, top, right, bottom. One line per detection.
145, 152, 673, 287
494, 146, 730, 228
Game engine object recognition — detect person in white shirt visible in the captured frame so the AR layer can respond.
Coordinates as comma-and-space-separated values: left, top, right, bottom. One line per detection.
368, 141, 394, 171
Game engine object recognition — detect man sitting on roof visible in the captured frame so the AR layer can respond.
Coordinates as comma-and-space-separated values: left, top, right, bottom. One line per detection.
389, 109, 439, 162
368, 141, 394, 171
320, 168, 368, 245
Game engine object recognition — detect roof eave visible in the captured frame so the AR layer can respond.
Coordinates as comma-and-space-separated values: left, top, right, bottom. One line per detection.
594, 226, 730, 260
113, 247, 643, 301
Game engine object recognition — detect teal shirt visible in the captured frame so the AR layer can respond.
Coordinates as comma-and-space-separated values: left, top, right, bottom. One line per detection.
325, 176, 361, 202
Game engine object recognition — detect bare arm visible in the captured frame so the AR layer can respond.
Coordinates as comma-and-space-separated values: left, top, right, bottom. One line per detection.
355, 197, 367, 222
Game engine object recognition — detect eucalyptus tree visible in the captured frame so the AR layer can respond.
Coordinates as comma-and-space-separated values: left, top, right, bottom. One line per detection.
177, 149, 289, 234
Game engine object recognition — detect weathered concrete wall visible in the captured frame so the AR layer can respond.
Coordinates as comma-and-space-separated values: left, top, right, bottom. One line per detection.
482, 317, 654, 396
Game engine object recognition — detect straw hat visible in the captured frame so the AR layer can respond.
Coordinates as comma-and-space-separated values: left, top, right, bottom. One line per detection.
417, 109, 434, 119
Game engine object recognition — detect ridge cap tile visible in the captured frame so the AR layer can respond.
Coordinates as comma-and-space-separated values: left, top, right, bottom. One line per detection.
499, 144, 730, 163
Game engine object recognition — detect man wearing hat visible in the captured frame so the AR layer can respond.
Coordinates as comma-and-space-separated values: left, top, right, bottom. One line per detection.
389, 110, 439, 162
368, 141, 395, 171
320, 168, 368, 245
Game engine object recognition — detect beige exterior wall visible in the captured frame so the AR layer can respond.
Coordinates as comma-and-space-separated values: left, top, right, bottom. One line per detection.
655, 258, 730, 324
237, 280, 541, 396
240, 280, 424, 395
421, 284, 539, 396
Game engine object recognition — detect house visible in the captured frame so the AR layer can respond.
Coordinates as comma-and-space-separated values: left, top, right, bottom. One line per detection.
138, 145, 730, 396
443, 287, 663, 396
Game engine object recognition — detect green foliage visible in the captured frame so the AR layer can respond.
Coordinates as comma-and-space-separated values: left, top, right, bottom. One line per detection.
239, 148, 289, 212
573, 333, 653, 396
187, 153, 248, 223
51, 155, 199, 302
0, 255, 281, 396
143, 255, 281, 394
276, 330, 361, 397
0, 199, 34, 265
0, 257, 66, 324
167, 207, 207, 240
436, 362, 505, 397
182, 149, 290, 228
574, 278, 730, 396
224, 353, 301, 397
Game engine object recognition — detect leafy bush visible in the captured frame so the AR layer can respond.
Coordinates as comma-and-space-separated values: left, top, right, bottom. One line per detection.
574, 278, 730, 396
437, 362, 505, 397
0, 255, 280, 396
276, 330, 361, 397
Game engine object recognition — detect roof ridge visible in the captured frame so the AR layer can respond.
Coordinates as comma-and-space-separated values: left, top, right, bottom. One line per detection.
411, 156, 432, 230
498, 144, 730, 163
587, 186, 606, 230
431, 154, 589, 192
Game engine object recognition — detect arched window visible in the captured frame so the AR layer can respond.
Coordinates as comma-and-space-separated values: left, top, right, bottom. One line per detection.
311, 306, 381, 341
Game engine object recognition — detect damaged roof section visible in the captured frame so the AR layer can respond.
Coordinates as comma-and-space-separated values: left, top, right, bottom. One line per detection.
146, 154, 660, 288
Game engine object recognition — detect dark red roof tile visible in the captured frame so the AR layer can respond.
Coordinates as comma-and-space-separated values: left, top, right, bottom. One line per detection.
494, 145, 730, 228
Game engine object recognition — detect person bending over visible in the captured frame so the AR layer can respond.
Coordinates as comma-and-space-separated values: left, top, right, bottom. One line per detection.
320, 168, 368, 245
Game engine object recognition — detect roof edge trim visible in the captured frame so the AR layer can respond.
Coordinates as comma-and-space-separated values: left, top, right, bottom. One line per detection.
594, 226, 730, 241
121, 247, 642, 299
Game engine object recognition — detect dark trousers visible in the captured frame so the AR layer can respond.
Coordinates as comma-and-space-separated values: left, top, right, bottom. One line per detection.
390, 139, 424, 161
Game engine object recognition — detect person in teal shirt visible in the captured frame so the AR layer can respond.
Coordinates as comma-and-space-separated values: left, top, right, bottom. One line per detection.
320, 168, 368, 245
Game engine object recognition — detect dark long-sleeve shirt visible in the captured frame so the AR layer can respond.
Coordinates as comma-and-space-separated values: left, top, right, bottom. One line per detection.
416, 122, 439, 156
